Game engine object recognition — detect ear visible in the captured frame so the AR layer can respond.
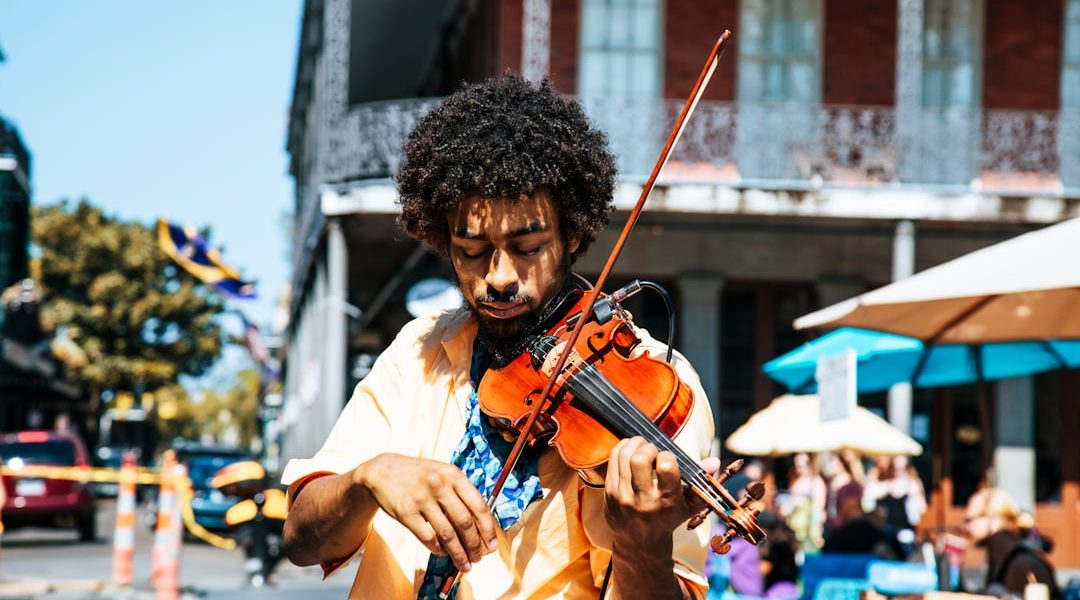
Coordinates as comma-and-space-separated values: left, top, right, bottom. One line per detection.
567, 234, 581, 255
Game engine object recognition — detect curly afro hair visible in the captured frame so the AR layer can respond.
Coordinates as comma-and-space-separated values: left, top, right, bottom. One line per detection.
396, 75, 616, 261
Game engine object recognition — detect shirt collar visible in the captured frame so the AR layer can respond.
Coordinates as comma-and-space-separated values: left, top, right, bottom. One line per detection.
440, 307, 478, 377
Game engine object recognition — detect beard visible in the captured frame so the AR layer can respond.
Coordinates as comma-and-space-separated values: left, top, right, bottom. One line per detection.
474, 299, 542, 368
464, 256, 574, 368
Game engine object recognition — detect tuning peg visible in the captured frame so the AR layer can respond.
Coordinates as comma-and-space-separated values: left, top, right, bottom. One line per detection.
687, 508, 710, 530
710, 529, 737, 555
745, 481, 765, 503
714, 458, 743, 486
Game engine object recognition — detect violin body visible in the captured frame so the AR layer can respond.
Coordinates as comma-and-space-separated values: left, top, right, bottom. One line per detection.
476, 288, 765, 553
478, 292, 694, 471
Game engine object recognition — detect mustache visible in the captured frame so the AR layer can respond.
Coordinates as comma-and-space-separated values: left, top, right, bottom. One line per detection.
475, 289, 534, 305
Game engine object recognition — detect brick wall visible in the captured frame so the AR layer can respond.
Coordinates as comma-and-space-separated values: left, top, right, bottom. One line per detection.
497, 0, 578, 93
550, 0, 581, 94
499, 0, 523, 75
664, 0, 737, 101
983, 0, 1063, 110
823, 0, 896, 106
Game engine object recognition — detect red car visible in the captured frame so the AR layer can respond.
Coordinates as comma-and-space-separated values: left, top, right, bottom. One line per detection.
0, 431, 97, 540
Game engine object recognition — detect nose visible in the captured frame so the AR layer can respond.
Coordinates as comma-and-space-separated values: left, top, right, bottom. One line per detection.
485, 250, 519, 296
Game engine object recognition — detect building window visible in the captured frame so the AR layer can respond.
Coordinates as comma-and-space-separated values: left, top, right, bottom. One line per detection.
922, 0, 981, 107
578, 0, 662, 99
738, 0, 822, 103
1064, 0, 1080, 109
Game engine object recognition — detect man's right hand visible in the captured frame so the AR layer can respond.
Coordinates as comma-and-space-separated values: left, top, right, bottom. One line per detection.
355, 453, 499, 572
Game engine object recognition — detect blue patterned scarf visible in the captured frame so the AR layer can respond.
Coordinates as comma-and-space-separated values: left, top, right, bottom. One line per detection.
417, 341, 544, 600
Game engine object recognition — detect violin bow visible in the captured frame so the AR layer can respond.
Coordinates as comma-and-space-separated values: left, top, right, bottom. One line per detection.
440, 31, 732, 598
489, 30, 731, 508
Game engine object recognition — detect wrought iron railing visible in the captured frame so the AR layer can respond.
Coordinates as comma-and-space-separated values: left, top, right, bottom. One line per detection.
324, 97, 1080, 196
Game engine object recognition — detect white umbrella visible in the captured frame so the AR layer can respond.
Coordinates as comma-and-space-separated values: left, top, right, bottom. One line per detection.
793, 217, 1080, 475
794, 217, 1080, 343
725, 394, 922, 457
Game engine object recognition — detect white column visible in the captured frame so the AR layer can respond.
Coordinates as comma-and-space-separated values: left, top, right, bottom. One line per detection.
895, 0, 924, 182
322, 219, 349, 436
994, 377, 1035, 510
677, 274, 724, 438
521, 0, 551, 82
888, 220, 916, 433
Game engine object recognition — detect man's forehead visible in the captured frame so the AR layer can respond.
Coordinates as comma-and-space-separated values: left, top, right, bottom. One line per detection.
448, 195, 557, 236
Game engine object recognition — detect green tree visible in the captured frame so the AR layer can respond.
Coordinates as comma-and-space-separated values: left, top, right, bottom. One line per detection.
191, 369, 261, 448
33, 199, 226, 397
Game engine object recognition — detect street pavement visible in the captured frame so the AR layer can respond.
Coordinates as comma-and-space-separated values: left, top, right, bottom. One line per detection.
0, 499, 356, 599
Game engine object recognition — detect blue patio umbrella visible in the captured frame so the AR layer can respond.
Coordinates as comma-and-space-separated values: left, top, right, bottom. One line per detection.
763, 327, 1080, 394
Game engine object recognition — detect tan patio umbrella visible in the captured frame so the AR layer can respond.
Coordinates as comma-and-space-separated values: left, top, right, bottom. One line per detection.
725, 394, 922, 457
793, 216, 1080, 474
794, 217, 1080, 343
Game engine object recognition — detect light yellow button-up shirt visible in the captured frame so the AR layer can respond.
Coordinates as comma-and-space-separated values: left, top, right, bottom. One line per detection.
283, 307, 715, 599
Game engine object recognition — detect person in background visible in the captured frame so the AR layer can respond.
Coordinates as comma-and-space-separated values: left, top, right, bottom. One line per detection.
783, 452, 826, 554
709, 460, 774, 599
757, 512, 800, 598
863, 455, 926, 556
824, 451, 864, 534
965, 488, 1059, 599
822, 484, 903, 559
0, 459, 5, 563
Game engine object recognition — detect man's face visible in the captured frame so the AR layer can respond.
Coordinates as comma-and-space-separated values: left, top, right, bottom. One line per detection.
447, 193, 579, 363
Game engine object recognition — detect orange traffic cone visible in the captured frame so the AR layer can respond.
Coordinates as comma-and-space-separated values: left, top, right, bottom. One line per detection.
111, 451, 137, 585
152, 450, 177, 590
155, 463, 186, 600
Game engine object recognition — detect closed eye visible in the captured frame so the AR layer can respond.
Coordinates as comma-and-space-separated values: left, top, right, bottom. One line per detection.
454, 243, 489, 259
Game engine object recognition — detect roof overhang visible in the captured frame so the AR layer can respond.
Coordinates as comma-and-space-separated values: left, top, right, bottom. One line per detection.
347, 0, 460, 103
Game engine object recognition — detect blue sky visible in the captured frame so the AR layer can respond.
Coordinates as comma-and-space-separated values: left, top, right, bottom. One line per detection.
0, 1, 302, 330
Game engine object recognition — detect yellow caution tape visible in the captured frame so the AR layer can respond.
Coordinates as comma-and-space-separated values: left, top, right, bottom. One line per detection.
0, 465, 160, 485
1, 463, 237, 550
172, 471, 236, 551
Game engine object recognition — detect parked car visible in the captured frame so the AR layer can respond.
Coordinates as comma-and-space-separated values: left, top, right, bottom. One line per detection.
0, 430, 97, 541
145, 443, 253, 533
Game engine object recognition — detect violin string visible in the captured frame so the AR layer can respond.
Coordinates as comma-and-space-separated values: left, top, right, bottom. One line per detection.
567, 366, 694, 467
559, 361, 734, 512
570, 366, 710, 485
567, 365, 732, 509
576, 367, 734, 514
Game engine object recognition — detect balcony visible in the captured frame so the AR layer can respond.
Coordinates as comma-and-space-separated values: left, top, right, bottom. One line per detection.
323, 97, 1080, 198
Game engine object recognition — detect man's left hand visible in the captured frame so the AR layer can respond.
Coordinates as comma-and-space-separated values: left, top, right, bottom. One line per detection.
603, 436, 718, 551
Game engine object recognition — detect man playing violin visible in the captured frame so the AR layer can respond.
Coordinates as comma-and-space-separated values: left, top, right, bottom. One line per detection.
282, 75, 718, 599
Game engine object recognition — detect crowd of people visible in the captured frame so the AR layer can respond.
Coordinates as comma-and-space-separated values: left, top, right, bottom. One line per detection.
707, 452, 1062, 599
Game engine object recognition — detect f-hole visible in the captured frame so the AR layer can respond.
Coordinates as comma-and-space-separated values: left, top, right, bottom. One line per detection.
586, 330, 610, 357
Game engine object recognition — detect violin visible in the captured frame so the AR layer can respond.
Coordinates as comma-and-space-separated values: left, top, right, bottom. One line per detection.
479, 287, 767, 553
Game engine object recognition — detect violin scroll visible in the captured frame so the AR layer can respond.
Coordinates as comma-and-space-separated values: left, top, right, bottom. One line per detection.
686, 457, 767, 554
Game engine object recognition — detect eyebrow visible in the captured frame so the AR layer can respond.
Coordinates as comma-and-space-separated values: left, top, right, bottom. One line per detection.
453, 222, 550, 240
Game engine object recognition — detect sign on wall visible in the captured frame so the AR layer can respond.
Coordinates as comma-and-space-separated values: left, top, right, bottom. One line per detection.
816, 349, 857, 422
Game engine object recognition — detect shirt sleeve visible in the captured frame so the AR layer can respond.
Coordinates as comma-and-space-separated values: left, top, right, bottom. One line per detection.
281, 344, 402, 490
280, 319, 416, 577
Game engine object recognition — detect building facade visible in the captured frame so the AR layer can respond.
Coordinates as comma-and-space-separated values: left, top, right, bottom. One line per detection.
283, 0, 1080, 565
0, 116, 30, 289
0, 115, 82, 432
